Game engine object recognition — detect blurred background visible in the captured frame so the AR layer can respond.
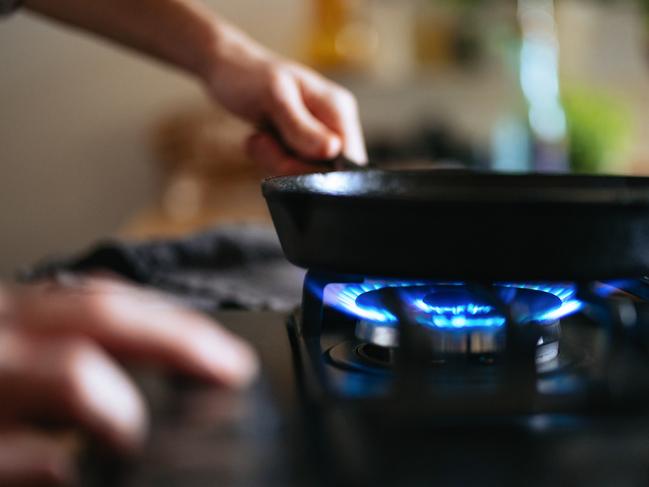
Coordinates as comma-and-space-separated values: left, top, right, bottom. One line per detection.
1, 0, 649, 276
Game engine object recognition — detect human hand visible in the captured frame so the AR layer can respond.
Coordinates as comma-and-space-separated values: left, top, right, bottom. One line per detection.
202, 23, 368, 175
22, 0, 367, 176
0, 276, 258, 486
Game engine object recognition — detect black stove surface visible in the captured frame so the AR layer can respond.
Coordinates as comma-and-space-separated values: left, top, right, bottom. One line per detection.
108, 311, 301, 487
88, 298, 649, 487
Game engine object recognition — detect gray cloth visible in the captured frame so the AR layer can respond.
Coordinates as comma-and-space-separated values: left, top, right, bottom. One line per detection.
26, 225, 305, 313
0, 0, 21, 15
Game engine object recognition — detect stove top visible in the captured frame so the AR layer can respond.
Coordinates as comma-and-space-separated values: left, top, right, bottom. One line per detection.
110, 274, 649, 487
288, 272, 649, 485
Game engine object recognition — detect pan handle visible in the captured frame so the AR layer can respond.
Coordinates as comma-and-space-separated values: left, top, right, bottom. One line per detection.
256, 120, 371, 171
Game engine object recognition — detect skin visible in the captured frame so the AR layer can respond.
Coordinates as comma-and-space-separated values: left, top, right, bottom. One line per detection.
23, 0, 368, 174
0, 277, 259, 485
2, 0, 368, 484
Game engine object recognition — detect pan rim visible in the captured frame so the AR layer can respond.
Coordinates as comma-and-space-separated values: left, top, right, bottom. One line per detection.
262, 170, 649, 206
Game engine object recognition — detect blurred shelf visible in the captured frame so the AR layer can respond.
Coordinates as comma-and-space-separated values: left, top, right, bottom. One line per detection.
120, 177, 271, 240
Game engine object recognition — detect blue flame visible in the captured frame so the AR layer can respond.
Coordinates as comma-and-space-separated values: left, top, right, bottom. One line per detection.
323, 281, 428, 323
502, 283, 581, 322
424, 315, 507, 329
322, 280, 582, 329
412, 298, 506, 328
413, 299, 494, 315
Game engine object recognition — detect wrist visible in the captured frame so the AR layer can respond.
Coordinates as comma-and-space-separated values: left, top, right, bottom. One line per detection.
194, 18, 228, 85
197, 19, 270, 91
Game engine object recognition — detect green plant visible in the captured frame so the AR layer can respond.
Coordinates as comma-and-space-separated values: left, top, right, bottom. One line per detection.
562, 88, 632, 173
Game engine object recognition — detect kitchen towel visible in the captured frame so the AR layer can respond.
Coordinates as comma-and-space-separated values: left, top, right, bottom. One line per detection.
24, 225, 305, 313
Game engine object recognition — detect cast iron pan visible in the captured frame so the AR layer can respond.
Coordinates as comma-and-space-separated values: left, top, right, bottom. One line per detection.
262, 170, 649, 281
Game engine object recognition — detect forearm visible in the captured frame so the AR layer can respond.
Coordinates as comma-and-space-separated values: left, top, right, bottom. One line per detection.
23, 0, 226, 81
22, 0, 367, 168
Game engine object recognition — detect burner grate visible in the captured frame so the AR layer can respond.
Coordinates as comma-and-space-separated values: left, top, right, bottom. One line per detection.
296, 270, 649, 414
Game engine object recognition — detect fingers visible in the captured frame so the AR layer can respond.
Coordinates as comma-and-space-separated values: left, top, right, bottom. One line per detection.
246, 132, 327, 176
11, 278, 259, 389
260, 65, 367, 172
0, 429, 78, 487
303, 82, 368, 165
0, 330, 146, 453
266, 70, 342, 160
0, 277, 261, 482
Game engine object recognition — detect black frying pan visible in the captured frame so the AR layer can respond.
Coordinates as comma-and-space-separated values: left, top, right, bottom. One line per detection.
262, 170, 649, 281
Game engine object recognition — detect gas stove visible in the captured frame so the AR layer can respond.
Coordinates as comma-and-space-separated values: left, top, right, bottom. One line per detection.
115, 171, 649, 486
300, 274, 630, 402
116, 273, 649, 487
285, 272, 649, 485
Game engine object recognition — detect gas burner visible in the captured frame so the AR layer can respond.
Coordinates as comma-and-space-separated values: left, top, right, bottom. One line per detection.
322, 282, 575, 362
